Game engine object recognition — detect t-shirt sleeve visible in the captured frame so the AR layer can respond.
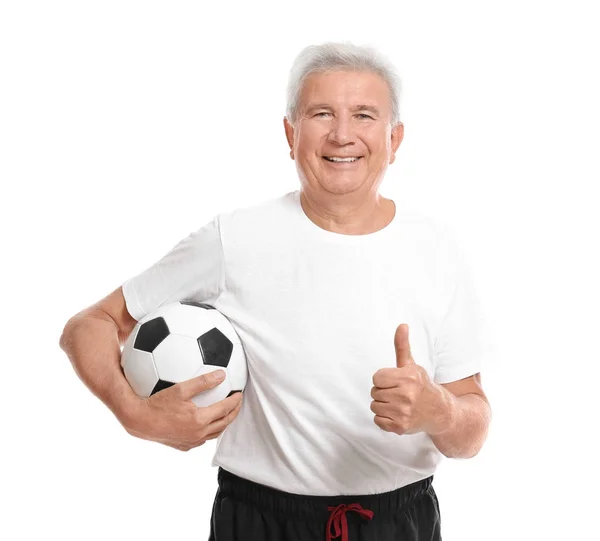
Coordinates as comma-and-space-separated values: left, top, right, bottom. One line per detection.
121, 216, 224, 321
433, 240, 495, 384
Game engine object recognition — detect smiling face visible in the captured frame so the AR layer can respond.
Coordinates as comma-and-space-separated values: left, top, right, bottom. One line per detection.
284, 70, 403, 200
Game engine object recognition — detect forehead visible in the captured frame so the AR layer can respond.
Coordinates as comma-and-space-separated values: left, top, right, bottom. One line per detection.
299, 70, 391, 111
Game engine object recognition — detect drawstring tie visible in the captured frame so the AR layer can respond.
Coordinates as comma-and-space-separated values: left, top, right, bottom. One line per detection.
326, 503, 374, 541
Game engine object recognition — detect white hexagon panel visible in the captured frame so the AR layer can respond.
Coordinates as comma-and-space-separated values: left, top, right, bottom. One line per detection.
120, 301, 248, 408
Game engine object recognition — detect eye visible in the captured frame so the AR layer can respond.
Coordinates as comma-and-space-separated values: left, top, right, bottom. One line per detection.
356, 113, 373, 119
315, 112, 331, 117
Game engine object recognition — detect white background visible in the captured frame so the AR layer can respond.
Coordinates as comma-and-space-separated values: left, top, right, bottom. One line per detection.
2, 1, 599, 540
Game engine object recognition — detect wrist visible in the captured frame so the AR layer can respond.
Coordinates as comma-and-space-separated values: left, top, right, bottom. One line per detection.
427, 383, 456, 436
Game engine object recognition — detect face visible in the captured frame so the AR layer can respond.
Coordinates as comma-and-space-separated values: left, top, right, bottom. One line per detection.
284, 70, 403, 199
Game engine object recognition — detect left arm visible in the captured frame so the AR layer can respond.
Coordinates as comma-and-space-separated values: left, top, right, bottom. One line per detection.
428, 373, 492, 459
371, 325, 492, 459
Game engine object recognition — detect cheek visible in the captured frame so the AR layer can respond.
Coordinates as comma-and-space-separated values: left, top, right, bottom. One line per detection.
297, 141, 325, 166
296, 134, 317, 153
298, 123, 329, 149
363, 128, 390, 152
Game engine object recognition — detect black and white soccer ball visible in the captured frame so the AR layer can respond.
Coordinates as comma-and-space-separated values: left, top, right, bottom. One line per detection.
120, 301, 247, 408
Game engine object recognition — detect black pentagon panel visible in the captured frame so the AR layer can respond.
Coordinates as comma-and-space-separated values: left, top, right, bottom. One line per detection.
151, 379, 175, 395
134, 317, 170, 352
198, 327, 233, 368
180, 301, 215, 310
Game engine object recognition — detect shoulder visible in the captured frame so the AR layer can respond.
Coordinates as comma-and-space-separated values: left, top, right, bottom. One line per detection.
215, 190, 297, 231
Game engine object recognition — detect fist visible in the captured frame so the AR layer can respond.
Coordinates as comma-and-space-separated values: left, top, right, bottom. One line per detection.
371, 324, 437, 435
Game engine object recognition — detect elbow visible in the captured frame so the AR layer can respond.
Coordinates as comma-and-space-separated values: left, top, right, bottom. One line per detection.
439, 419, 492, 460
442, 441, 485, 460
440, 446, 477, 459
59, 316, 82, 352
459, 424, 492, 459
59, 322, 71, 351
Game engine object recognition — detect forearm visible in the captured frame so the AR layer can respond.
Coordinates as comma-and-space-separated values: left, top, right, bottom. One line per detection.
429, 387, 492, 459
59, 314, 141, 427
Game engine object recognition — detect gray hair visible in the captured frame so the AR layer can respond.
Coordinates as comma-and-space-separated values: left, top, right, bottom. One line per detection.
285, 41, 402, 127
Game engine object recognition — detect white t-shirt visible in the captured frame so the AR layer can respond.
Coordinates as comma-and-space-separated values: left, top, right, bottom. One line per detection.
122, 189, 494, 496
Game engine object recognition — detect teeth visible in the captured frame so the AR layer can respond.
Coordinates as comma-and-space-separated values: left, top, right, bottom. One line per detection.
325, 156, 359, 162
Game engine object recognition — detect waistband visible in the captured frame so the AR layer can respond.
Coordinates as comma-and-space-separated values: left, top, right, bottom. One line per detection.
216, 467, 434, 523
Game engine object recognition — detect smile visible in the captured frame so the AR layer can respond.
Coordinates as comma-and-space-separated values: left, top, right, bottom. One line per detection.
323, 156, 363, 162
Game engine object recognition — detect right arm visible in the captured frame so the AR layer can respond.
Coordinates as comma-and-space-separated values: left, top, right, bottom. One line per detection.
59, 287, 142, 429
59, 286, 243, 450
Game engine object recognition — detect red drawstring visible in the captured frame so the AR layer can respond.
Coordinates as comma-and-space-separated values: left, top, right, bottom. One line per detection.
326, 503, 374, 541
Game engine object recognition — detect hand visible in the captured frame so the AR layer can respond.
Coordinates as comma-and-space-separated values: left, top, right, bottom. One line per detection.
371, 324, 448, 436
123, 370, 243, 452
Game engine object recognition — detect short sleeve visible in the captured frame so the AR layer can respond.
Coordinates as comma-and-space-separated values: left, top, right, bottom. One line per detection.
433, 241, 495, 384
121, 216, 224, 321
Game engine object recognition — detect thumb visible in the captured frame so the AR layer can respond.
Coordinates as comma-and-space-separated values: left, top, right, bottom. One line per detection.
178, 370, 226, 398
394, 324, 415, 368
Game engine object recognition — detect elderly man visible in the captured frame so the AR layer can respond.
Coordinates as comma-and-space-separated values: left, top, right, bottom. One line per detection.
60, 42, 492, 541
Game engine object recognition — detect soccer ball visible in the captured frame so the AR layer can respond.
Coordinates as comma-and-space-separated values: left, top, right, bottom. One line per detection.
120, 301, 247, 408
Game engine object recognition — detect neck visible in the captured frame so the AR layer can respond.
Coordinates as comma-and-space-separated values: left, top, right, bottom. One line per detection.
299, 189, 395, 235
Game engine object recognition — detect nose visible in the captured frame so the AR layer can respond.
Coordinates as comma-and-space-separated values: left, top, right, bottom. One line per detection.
327, 115, 356, 146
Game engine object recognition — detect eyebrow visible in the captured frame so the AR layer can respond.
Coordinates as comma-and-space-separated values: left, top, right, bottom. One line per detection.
305, 103, 382, 116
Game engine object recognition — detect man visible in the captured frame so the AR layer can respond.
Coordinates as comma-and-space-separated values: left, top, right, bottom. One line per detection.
60, 42, 492, 541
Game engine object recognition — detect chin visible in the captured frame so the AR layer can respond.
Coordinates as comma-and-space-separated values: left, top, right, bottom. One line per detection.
319, 176, 366, 195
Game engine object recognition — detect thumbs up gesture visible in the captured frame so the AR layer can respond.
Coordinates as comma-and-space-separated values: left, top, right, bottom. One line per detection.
371, 324, 447, 436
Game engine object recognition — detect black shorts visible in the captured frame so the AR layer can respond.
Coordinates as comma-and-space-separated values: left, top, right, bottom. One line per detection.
208, 467, 442, 541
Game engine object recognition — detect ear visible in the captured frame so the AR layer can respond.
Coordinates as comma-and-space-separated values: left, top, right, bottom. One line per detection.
389, 122, 404, 165
283, 117, 295, 160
